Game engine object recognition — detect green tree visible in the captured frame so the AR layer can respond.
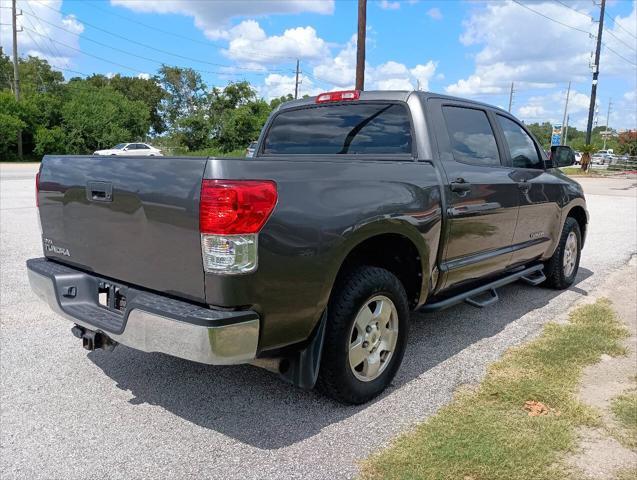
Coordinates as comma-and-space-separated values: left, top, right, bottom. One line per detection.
618, 131, 637, 156
60, 82, 150, 153
0, 53, 64, 95
84, 74, 167, 134
525, 122, 552, 149
158, 66, 207, 127
269, 94, 294, 110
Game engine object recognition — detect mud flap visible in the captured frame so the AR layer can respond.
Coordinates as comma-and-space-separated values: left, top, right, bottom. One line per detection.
279, 310, 328, 390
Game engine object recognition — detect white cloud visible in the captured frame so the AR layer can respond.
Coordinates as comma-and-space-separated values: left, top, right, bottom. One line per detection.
110, 0, 334, 39
260, 72, 322, 100
426, 7, 443, 20
0, 0, 84, 70
136, 73, 151, 80
311, 35, 438, 91
447, 1, 636, 96
380, 1, 401, 10
222, 20, 330, 66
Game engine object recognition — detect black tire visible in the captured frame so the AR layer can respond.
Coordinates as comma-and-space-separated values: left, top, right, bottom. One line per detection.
542, 217, 582, 289
316, 266, 409, 404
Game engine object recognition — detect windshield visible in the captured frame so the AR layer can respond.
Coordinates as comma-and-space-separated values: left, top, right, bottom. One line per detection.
112, 143, 127, 150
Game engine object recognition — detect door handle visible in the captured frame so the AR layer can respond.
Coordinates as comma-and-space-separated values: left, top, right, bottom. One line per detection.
450, 178, 471, 194
518, 182, 531, 192
86, 181, 113, 202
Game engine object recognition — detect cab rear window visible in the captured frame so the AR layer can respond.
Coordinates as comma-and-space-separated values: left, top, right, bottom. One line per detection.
262, 103, 413, 155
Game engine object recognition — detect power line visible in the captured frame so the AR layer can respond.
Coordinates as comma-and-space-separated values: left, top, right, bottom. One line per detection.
31, 0, 300, 64
21, 24, 291, 80
601, 40, 637, 66
21, 1, 65, 60
21, 9, 293, 74
512, 0, 593, 36
554, 0, 592, 20
603, 27, 637, 52
604, 11, 637, 41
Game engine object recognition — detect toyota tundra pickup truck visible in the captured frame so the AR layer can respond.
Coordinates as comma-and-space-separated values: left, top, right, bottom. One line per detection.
27, 90, 587, 404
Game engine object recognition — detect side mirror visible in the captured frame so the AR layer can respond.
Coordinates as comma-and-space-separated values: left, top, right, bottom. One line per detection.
550, 146, 576, 168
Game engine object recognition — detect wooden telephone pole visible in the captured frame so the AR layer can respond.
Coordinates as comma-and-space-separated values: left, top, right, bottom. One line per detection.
355, 0, 367, 90
585, 0, 606, 145
12, 0, 23, 159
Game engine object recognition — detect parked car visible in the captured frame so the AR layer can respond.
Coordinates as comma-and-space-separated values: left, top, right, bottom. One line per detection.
28, 90, 587, 404
591, 153, 611, 165
245, 141, 258, 157
93, 143, 163, 156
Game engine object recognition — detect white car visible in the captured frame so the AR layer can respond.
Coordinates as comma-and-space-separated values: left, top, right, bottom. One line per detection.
94, 143, 163, 156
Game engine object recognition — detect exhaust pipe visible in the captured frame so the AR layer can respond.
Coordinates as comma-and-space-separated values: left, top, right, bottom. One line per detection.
71, 325, 118, 352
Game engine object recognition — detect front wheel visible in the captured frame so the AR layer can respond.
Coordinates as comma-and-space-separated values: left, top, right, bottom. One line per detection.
317, 266, 409, 404
543, 217, 582, 289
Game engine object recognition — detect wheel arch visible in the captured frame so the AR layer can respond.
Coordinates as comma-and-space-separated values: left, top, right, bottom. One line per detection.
566, 204, 588, 247
325, 222, 432, 310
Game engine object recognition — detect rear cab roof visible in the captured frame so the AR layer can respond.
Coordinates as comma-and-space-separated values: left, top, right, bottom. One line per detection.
274, 90, 511, 116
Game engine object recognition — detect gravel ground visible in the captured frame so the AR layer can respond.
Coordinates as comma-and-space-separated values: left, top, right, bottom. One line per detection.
1, 164, 636, 480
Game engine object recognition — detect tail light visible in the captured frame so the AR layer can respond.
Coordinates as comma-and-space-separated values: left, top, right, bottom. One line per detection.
316, 90, 360, 103
35, 172, 40, 207
199, 180, 277, 274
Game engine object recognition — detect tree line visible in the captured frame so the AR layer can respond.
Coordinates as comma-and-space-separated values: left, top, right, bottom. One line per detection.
0, 54, 293, 160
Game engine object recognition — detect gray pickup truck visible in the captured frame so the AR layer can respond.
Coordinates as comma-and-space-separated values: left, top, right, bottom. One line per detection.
27, 90, 587, 404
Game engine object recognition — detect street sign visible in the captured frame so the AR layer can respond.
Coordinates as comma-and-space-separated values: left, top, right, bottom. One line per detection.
551, 124, 562, 146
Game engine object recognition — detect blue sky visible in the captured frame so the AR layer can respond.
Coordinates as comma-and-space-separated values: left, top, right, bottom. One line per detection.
1, 0, 636, 129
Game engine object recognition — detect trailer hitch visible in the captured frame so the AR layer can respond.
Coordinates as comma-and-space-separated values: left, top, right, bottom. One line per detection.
71, 325, 118, 352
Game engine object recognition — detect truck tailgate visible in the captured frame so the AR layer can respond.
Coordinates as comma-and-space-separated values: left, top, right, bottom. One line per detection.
38, 155, 208, 302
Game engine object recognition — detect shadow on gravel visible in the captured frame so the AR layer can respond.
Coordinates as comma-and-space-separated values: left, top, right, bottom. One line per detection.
88, 268, 592, 450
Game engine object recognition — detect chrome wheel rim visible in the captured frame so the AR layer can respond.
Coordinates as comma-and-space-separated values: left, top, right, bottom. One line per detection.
348, 295, 399, 382
563, 231, 578, 278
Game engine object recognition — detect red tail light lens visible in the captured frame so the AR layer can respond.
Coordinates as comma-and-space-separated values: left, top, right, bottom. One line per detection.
35, 172, 40, 207
316, 90, 360, 103
199, 180, 277, 234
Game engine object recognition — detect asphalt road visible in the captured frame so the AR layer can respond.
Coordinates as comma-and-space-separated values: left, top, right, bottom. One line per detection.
1, 164, 636, 480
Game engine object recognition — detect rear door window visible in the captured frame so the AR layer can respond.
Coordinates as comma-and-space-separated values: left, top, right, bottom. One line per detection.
262, 103, 412, 155
442, 106, 501, 167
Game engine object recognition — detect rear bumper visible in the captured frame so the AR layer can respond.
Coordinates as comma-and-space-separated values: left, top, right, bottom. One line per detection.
26, 258, 259, 365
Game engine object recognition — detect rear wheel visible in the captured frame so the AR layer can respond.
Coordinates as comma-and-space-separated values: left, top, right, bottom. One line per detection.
543, 217, 582, 289
317, 266, 409, 404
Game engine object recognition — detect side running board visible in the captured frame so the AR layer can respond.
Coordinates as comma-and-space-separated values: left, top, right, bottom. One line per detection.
420, 264, 544, 313
520, 269, 547, 286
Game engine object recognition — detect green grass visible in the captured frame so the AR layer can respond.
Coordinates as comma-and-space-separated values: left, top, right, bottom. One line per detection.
614, 467, 637, 480
611, 391, 637, 448
560, 167, 591, 176
360, 299, 628, 480
180, 147, 246, 158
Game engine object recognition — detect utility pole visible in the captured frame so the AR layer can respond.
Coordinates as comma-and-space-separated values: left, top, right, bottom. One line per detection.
603, 98, 612, 150
585, 0, 605, 146
294, 59, 300, 99
508, 82, 514, 112
564, 114, 570, 145
11, 0, 22, 159
561, 81, 571, 145
355, 0, 367, 90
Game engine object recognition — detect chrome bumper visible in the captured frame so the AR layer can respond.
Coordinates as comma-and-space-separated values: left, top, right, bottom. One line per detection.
27, 258, 259, 365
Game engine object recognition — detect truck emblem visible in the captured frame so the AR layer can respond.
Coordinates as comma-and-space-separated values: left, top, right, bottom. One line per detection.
529, 231, 545, 239
43, 238, 71, 257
